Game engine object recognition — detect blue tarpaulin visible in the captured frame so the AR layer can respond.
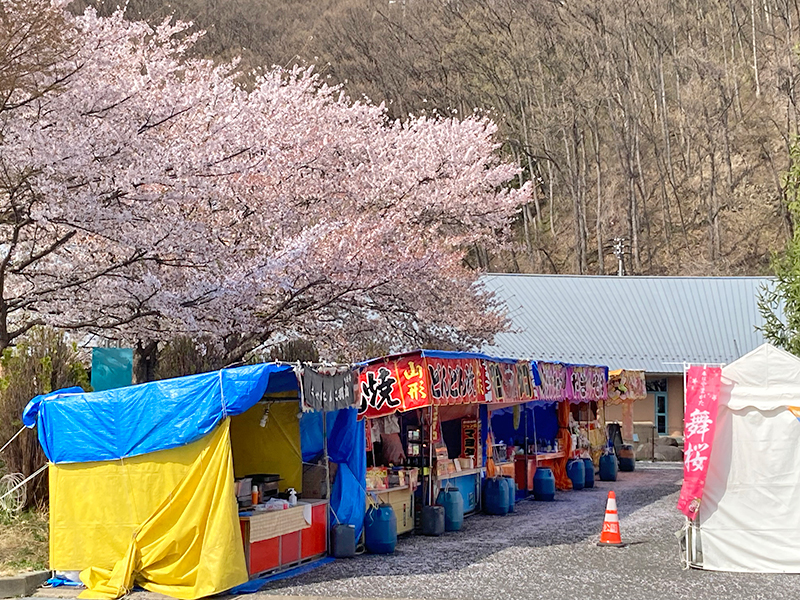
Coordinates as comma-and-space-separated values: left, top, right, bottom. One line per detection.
23, 363, 295, 464
490, 402, 560, 446
299, 407, 366, 539
300, 410, 324, 463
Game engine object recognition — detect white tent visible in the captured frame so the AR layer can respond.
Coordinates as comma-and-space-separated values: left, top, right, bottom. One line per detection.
686, 343, 800, 572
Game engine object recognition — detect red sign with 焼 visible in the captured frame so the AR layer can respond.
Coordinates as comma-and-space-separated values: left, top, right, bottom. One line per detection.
358, 362, 403, 419
677, 365, 722, 519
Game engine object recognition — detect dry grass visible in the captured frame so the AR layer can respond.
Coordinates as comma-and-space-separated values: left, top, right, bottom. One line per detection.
0, 509, 48, 575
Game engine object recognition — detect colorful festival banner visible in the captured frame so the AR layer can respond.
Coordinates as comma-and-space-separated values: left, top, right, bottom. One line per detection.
515, 361, 537, 400
567, 365, 608, 402
358, 362, 403, 419
358, 352, 541, 418
537, 362, 568, 401
501, 361, 520, 402
677, 365, 722, 519
359, 353, 488, 418
606, 369, 647, 404
426, 357, 481, 406
396, 357, 429, 411
484, 360, 505, 403
483, 360, 529, 404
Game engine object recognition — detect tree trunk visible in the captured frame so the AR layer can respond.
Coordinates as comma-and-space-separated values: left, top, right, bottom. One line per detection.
134, 340, 159, 383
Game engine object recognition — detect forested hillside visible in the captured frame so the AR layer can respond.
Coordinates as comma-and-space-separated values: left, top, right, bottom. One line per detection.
76, 0, 800, 275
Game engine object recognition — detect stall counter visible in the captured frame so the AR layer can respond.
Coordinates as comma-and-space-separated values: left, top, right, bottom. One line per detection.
514, 452, 566, 492
367, 485, 415, 535
435, 467, 485, 514
239, 499, 328, 577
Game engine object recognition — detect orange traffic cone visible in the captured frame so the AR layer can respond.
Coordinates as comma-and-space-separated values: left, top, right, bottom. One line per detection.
597, 491, 626, 547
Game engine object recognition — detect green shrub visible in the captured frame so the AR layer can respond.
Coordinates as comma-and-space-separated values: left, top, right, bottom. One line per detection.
0, 328, 89, 508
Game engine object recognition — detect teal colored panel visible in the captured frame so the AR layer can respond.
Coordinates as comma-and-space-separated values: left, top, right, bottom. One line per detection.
91, 348, 133, 392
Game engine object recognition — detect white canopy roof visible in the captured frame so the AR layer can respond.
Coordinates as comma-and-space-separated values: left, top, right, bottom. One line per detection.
721, 343, 800, 410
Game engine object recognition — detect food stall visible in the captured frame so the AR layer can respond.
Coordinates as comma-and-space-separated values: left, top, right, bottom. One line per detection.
358, 351, 511, 525
486, 360, 574, 496
26, 363, 365, 599
231, 363, 362, 577
484, 359, 541, 498
567, 364, 610, 465
605, 368, 648, 441
534, 362, 573, 490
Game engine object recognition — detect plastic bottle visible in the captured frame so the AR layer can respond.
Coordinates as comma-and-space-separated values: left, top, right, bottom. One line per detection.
288, 488, 297, 506
251, 485, 259, 506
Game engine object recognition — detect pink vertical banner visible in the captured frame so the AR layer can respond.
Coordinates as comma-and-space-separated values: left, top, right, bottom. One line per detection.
677, 364, 722, 519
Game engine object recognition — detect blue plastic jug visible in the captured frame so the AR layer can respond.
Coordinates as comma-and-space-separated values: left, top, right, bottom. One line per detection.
533, 467, 556, 501
582, 457, 595, 489
365, 503, 397, 554
484, 478, 509, 515
599, 453, 618, 481
567, 459, 585, 490
436, 486, 464, 531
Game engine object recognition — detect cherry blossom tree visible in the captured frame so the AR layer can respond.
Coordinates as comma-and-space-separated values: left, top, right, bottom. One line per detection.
1, 0, 531, 366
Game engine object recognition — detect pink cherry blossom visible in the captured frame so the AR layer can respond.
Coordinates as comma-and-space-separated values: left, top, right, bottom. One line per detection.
0, 0, 531, 359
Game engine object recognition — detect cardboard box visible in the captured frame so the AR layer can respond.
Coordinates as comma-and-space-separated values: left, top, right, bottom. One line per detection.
302, 463, 329, 499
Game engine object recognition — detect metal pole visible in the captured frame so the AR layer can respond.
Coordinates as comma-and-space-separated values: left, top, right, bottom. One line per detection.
524, 403, 530, 492
322, 408, 330, 554
531, 403, 539, 467
428, 404, 434, 506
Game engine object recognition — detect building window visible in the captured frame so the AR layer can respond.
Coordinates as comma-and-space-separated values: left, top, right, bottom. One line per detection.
647, 378, 667, 392
655, 392, 668, 435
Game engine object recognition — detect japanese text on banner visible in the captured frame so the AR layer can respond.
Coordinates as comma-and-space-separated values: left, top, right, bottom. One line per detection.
397, 358, 428, 411
677, 364, 722, 519
358, 363, 402, 419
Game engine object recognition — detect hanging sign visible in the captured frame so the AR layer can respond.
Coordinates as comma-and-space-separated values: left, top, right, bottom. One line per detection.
484, 360, 505, 403
607, 369, 647, 404
430, 406, 441, 443
567, 365, 608, 402
537, 362, 568, 401
515, 361, 536, 400
396, 357, 429, 412
426, 357, 480, 405
501, 361, 520, 403
677, 365, 722, 519
461, 418, 478, 459
358, 363, 403, 419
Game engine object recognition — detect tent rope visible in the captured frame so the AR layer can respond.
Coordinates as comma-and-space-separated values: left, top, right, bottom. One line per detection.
0, 463, 47, 501
0, 426, 26, 455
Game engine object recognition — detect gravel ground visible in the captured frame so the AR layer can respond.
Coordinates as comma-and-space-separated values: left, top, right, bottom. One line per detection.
256, 463, 800, 600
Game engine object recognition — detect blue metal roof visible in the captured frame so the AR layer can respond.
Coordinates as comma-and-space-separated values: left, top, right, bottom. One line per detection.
480, 275, 774, 374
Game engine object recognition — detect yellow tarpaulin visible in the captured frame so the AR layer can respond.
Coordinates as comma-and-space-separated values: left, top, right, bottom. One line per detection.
49, 419, 247, 599
230, 401, 302, 492
50, 436, 199, 572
